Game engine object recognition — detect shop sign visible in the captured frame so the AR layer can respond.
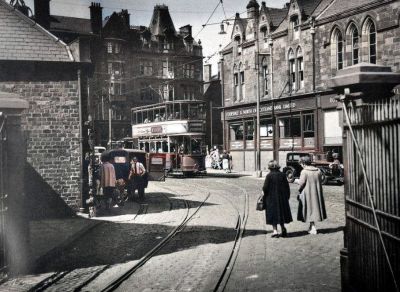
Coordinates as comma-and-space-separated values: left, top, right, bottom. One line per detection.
225, 101, 298, 120
320, 94, 339, 109
151, 157, 164, 165
279, 138, 301, 148
189, 122, 204, 132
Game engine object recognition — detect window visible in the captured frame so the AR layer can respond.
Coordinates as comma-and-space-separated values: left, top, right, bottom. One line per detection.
163, 40, 174, 50
350, 25, 359, 65
279, 116, 301, 138
262, 58, 269, 96
368, 21, 376, 64
245, 121, 254, 140
239, 63, 244, 101
296, 47, 304, 89
140, 83, 153, 101
303, 114, 314, 138
108, 62, 124, 76
260, 120, 274, 137
140, 61, 153, 76
182, 85, 195, 100
336, 30, 344, 69
234, 35, 241, 56
162, 61, 174, 78
233, 65, 239, 102
289, 49, 296, 92
110, 82, 126, 96
184, 64, 195, 78
230, 124, 244, 141
107, 42, 112, 54
106, 42, 121, 54
290, 15, 300, 40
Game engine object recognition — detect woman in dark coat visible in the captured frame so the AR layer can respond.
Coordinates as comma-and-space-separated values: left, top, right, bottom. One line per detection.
263, 160, 293, 237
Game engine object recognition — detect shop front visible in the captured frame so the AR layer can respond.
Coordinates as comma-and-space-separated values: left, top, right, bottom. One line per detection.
224, 95, 321, 171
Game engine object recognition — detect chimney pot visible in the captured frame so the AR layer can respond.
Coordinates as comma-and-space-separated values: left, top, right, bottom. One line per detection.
34, 0, 51, 29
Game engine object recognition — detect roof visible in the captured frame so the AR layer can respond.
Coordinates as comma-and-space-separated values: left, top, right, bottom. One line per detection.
316, 0, 378, 19
149, 4, 176, 36
0, 0, 74, 62
49, 15, 92, 35
267, 7, 289, 28
297, 0, 323, 17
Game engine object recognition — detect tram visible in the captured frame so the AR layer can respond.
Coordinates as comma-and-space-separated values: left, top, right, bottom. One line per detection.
131, 100, 207, 178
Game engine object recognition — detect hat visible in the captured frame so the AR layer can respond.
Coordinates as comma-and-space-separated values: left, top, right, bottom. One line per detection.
132, 156, 138, 161
300, 156, 312, 165
268, 160, 280, 170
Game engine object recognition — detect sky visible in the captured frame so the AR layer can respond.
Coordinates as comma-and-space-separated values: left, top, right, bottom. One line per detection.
24, 0, 288, 74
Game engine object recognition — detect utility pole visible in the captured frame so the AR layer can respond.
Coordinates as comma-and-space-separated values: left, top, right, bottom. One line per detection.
255, 16, 261, 177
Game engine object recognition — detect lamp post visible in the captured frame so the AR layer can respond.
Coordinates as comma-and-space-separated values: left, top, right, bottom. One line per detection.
255, 16, 262, 177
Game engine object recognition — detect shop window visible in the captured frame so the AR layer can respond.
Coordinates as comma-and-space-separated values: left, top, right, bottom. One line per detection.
230, 124, 244, 141
260, 119, 273, 137
245, 121, 254, 140
303, 114, 314, 138
279, 116, 301, 138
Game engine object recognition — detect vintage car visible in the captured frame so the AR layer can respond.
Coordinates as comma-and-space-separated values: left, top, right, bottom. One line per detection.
282, 152, 344, 185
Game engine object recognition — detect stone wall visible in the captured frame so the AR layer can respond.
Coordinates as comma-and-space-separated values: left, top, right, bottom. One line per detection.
0, 78, 81, 209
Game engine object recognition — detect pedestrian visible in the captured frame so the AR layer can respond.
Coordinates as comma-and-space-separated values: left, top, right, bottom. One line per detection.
262, 160, 292, 238
129, 156, 147, 201
221, 150, 230, 173
297, 156, 327, 234
100, 153, 116, 209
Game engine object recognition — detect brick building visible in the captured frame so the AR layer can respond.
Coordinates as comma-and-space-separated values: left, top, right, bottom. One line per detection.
30, 1, 203, 147
0, 0, 90, 210
220, 0, 400, 171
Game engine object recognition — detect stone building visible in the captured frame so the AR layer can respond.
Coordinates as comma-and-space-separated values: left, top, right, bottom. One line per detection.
0, 0, 90, 210
29, 1, 203, 146
220, 0, 400, 171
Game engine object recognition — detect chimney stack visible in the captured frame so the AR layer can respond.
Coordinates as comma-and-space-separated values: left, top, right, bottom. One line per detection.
89, 2, 103, 35
34, 0, 51, 29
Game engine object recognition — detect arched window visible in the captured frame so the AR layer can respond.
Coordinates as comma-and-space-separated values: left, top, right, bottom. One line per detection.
367, 20, 376, 64
233, 64, 239, 102
262, 57, 269, 96
349, 24, 359, 65
296, 47, 304, 89
288, 49, 296, 92
331, 28, 344, 70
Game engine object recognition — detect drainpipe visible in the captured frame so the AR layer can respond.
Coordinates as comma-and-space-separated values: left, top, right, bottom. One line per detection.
78, 69, 85, 212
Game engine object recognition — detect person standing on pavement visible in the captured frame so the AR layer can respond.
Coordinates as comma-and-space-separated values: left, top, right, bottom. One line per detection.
100, 153, 116, 209
221, 150, 231, 173
297, 156, 327, 234
263, 160, 293, 238
129, 156, 147, 201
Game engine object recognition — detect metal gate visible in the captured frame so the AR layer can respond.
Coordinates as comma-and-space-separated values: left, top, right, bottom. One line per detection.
0, 112, 7, 278
342, 94, 399, 291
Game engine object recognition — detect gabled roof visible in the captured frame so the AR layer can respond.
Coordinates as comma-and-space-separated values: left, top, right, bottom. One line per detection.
0, 0, 74, 62
316, 0, 378, 20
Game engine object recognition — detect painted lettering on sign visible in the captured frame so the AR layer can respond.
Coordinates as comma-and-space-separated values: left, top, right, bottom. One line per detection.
151, 126, 163, 133
226, 102, 296, 119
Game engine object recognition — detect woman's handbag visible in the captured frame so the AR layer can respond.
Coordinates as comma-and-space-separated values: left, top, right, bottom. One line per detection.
256, 195, 265, 211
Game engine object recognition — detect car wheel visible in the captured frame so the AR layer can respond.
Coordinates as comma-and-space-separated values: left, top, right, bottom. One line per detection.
286, 168, 295, 183
321, 173, 328, 185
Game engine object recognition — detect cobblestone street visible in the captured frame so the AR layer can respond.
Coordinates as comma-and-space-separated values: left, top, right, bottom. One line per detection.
0, 175, 345, 291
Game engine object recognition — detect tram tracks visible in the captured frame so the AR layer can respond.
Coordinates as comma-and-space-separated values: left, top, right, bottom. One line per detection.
27, 189, 209, 292
26, 179, 249, 292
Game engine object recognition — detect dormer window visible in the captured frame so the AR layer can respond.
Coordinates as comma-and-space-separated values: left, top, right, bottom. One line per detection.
260, 26, 268, 40
163, 40, 174, 51
290, 15, 300, 40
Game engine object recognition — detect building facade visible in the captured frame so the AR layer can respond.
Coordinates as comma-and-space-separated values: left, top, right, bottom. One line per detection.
0, 0, 90, 210
220, 0, 400, 171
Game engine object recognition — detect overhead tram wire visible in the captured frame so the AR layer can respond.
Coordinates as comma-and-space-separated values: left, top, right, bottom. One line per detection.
193, 0, 222, 39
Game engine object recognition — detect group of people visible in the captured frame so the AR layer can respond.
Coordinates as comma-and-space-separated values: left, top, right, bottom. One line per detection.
98, 154, 147, 207
209, 147, 233, 173
262, 156, 327, 237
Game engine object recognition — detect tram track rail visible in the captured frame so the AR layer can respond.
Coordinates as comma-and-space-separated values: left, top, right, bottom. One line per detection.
28, 189, 197, 292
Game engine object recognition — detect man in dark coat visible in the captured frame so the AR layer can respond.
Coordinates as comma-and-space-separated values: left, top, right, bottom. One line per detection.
129, 157, 147, 201
263, 160, 293, 237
